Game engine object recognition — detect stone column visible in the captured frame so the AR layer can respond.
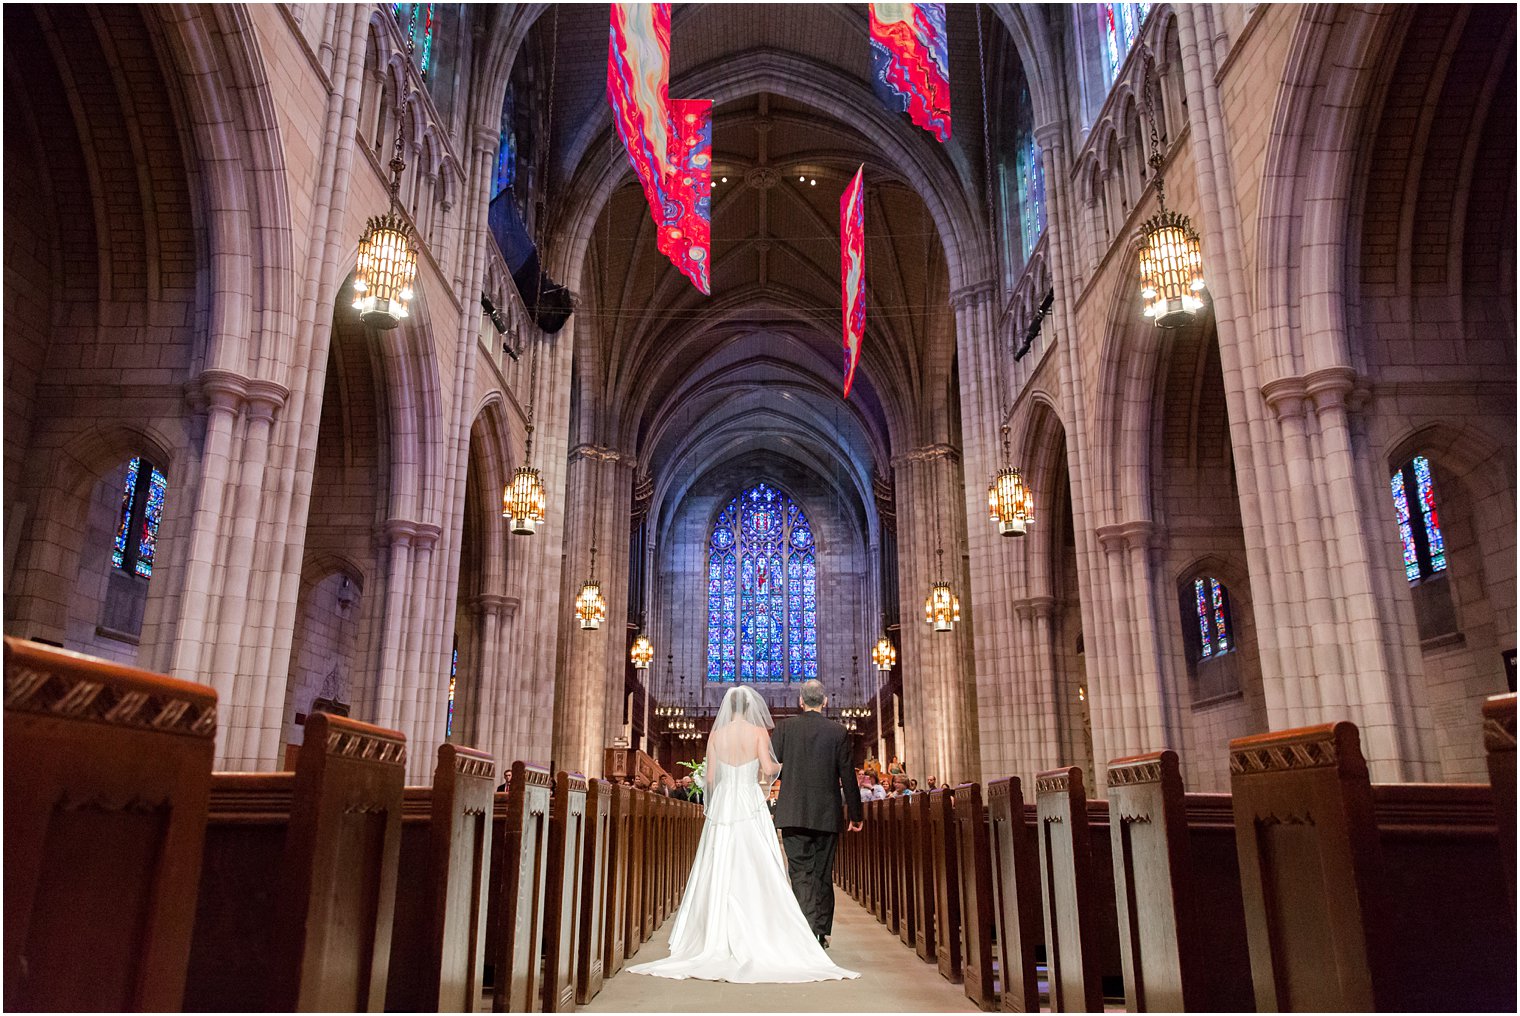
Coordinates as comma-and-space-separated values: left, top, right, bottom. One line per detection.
553, 444, 630, 778
893, 445, 978, 785
374, 519, 417, 732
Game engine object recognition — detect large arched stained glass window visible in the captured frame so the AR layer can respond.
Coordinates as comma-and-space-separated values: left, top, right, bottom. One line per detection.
707, 483, 818, 683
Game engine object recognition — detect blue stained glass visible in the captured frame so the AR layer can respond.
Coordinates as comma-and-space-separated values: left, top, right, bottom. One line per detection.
1413, 456, 1446, 574
1212, 578, 1229, 654
707, 483, 819, 683
113, 457, 140, 570
1195, 578, 1212, 658
1390, 470, 1420, 581
418, 4, 434, 77
135, 466, 167, 578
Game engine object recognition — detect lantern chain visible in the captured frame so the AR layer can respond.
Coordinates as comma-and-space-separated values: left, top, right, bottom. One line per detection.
1142, 56, 1166, 212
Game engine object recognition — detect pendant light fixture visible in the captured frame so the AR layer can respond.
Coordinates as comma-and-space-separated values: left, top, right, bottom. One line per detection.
988, 424, 1035, 536
654, 654, 684, 717
503, 336, 547, 534
630, 629, 654, 670
575, 457, 607, 631
1136, 61, 1206, 327
871, 610, 897, 672
353, 34, 418, 328
924, 471, 960, 633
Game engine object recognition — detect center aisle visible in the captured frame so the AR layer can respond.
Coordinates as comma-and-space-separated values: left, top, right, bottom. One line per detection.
578, 888, 980, 1013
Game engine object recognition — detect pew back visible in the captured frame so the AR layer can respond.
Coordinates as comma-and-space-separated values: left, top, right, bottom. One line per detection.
542, 773, 588, 1012
577, 778, 612, 1005
4, 638, 218, 1012
986, 777, 1041, 1013
1105, 750, 1251, 1012
1034, 767, 1104, 1013
385, 744, 496, 1013
489, 761, 553, 1013
928, 788, 963, 984
1485, 692, 1516, 906
952, 783, 996, 1010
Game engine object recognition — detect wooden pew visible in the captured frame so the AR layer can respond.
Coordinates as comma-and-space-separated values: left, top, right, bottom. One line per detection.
1230, 721, 1514, 1011
602, 782, 631, 977
486, 761, 553, 1013
928, 787, 963, 983
952, 783, 997, 1010
184, 713, 407, 1011
1104, 750, 1252, 1012
911, 790, 938, 962
385, 744, 496, 1012
577, 778, 612, 1003
1484, 692, 1516, 906
1034, 767, 1105, 1012
3, 638, 218, 1012
541, 773, 588, 1012
986, 777, 1041, 1013
625, 789, 648, 954
893, 795, 918, 949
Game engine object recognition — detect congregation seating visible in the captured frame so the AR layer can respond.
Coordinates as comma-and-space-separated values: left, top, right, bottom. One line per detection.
838, 702, 1515, 1013
4, 636, 1511, 1014
2, 638, 703, 1014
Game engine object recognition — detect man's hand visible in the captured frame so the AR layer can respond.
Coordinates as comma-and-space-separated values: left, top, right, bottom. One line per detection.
847, 821, 863, 833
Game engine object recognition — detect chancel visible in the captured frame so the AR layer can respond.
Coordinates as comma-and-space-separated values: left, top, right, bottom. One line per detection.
3, 2, 1515, 1012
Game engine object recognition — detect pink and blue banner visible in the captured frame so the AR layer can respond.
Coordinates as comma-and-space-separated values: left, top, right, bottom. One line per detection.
607, 4, 711, 294
868, 3, 952, 142
659, 99, 712, 294
840, 165, 866, 398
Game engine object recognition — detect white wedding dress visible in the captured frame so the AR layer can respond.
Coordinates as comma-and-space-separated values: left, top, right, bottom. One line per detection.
628, 691, 858, 984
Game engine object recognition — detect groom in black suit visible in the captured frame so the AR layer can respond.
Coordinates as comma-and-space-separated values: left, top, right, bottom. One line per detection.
771, 679, 863, 947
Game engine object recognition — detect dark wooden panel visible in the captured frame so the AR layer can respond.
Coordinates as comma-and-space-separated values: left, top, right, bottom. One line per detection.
4, 637, 217, 1012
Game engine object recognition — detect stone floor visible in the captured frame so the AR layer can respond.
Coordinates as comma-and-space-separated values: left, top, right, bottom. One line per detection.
578, 889, 981, 1013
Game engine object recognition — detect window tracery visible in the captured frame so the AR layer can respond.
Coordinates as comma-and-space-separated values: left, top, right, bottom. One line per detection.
707, 483, 818, 683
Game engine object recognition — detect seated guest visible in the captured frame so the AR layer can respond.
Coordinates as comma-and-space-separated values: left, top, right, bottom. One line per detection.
908, 778, 919, 793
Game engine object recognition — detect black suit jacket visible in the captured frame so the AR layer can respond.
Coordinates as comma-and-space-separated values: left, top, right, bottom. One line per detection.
771, 711, 863, 833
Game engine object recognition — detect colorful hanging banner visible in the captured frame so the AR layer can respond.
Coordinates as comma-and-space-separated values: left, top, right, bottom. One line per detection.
841, 165, 866, 398
868, 3, 952, 142
659, 99, 712, 294
607, 3, 711, 294
608, 2, 672, 206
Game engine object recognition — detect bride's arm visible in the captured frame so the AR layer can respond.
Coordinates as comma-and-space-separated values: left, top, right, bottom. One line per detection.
757, 727, 781, 782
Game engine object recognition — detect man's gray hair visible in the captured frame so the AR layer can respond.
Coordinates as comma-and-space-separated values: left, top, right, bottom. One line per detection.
799, 679, 827, 709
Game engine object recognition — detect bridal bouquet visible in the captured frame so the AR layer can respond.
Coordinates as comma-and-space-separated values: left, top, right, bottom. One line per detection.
677, 758, 706, 792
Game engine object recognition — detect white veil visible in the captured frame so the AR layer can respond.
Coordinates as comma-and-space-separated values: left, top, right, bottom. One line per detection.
704, 686, 780, 794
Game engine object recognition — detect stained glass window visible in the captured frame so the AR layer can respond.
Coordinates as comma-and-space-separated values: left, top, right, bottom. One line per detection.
1391, 456, 1448, 583
493, 87, 518, 202
1010, 85, 1046, 267
393, 3, 437, 79
112, 457, 167, 580
1098, 3, 1151, 86
707, 483, 818, 683
1194, 577, 1232, 659
447, 639, 458, 738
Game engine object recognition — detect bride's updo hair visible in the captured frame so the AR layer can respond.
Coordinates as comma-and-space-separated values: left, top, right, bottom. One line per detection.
716, 685, 775, 729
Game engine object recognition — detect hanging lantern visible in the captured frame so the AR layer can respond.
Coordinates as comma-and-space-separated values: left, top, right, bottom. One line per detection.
924, 580, 961, 632
502, 457, 547, 535
871, 633, 897, 671
576, 578, 606, 630
576, 547, 607, 631
630, 632, 654, 670
1138, 209, 1205, 328
354, 81, 419, 330
353, 212, 418, 329
988, 464, 1035, 536
1136, 66, 1206, 329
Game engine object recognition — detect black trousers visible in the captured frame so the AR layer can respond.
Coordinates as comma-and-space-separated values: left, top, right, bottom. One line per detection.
780, 827, 839, 937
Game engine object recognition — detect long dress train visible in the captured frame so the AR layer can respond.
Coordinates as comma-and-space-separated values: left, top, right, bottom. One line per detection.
627, 758, 859, 983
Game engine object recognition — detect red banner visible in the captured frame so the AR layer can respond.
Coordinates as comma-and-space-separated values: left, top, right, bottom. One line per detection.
608, 4, 711, 293
869, 3, 952, 142
841, 166, 866, 398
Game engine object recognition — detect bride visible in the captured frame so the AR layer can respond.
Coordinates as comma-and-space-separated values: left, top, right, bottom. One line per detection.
628, 686, 859, 983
